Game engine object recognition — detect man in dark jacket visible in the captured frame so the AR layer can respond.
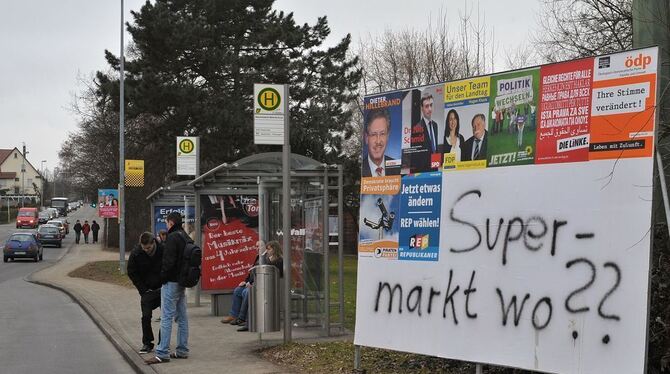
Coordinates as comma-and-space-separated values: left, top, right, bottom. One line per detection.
146, 212, 190, 364
91, 220, 100, 243
73, 220, 82, 244
127, 232, 163, 354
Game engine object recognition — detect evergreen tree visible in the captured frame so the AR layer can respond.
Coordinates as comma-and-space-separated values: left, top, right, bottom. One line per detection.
100, 0, 361, 172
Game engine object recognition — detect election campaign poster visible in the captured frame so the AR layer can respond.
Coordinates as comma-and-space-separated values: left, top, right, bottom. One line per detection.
363, 91, 405, 178
443, 76, 491, 170
537, 58, 594, 163
199, 194, 260, 291
356, 47, 658, 374
98, 189, 119, 218
401, 84, 445, 173
488, 68, 540, 167
589, 47, 657, 160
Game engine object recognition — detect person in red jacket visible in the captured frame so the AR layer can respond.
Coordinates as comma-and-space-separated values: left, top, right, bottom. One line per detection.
82, 220, 91, 244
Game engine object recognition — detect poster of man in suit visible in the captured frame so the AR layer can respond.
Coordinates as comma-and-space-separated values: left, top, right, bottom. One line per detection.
362, 92, 404, 177
402, 84, 444, 173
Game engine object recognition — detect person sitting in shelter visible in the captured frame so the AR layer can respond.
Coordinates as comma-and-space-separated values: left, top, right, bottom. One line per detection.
220, 240, 283, 331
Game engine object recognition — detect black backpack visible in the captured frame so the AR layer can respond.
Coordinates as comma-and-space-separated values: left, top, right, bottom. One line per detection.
177, 231, 202, 288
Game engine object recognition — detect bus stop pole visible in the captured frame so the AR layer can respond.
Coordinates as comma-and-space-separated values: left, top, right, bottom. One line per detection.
282, 84, 292, 343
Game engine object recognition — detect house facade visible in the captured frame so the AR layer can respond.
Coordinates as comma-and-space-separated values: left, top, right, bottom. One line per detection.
0, 148, 43, 196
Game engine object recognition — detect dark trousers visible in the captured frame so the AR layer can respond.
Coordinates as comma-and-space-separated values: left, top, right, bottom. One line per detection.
75, 232, 81, 244
92, 231, 99, 243
141, 290, 161, 346
83, 233, 89, 243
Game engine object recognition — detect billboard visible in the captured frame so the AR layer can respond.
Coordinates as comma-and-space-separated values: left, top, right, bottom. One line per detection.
199, 194, 260, 291
98, 189, 119, 218
356, 47, 658, 374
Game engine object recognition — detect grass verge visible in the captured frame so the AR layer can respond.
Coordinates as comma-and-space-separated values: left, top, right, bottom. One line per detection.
68, 260, 134, 289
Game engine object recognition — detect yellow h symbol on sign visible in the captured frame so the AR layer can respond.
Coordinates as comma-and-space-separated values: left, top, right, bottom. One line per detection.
257, 87, 281, 111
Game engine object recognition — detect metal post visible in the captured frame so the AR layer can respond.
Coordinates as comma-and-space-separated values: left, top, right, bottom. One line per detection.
119, 0, 126, 274
354, 345, 361, 370
282, 84, 292, 343
475, 364, 483, 374
194, 194, 201, 307
21, 143, 26, 207
337, 165, 344, 333
322, 166, 329, 336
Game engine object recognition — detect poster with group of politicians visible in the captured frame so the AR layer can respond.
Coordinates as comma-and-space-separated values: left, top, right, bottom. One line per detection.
356, 47, 658, 373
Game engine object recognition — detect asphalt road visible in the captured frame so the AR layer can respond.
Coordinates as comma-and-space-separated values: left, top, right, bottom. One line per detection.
0, 206, 133, 374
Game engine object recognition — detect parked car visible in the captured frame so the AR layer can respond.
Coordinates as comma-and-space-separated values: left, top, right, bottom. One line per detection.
3, 232, 43, 262
38, 211, 50, 224
37, 225, 62, 248
46, 220, 69, 236
15, 207, 39, 229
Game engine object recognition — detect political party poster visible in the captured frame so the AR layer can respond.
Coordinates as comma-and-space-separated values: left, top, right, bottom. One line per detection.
536, 58, 593, 163
199, 194, 260, 291
397, 172, 442, 261
98, 189, 118, 218
589, 47, 657, 160
362, 91, 405, 178
153, 205, 195, 237
358, 176, 401, 259
443, 76, 491, 170
356, 47, 658, 374
487, 68, 540, 167
401, 84, 445, 173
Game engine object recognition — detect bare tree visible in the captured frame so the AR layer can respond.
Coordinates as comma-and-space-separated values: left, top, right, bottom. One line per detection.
533, 0, 633, 61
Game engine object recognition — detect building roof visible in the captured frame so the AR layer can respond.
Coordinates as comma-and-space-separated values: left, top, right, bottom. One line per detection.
0, 149, 14, 165
0, 172, 16, 179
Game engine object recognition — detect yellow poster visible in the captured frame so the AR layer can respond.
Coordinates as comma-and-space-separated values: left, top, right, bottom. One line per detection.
125, 159, 144, 187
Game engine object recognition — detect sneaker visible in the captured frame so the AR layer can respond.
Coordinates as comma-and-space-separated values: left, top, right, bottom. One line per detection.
237, 324, 249, 332
139, 344, 154, 354
220, 316, 235, 324
145, 356, 170, 365
170, 352, 188, 359
230, 318, 245, 326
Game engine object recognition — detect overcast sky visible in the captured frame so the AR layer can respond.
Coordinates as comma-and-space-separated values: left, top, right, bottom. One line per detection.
0, 0, 539, 174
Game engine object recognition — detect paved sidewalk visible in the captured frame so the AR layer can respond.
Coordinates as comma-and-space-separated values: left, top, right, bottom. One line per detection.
28, 241, 295, 374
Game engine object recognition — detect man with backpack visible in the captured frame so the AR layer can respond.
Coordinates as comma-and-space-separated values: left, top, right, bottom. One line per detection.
146, 211, 199, 365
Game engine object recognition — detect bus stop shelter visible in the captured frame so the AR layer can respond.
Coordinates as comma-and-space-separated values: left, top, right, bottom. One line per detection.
188, 152, 345, 337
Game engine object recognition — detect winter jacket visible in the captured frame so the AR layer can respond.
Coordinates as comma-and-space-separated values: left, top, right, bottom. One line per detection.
91, 222, 100, 233
127, 239, 164, 294
73, 223, 82, 233
245, 253, 283, 284
82, 224, 91, 234
161, 223, 187, 284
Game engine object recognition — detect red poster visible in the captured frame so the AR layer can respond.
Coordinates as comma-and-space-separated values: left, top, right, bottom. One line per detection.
200, 195, 259, 291
536, 58, 593, 163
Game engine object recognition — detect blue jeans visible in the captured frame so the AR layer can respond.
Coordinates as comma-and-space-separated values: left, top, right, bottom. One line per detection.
230, 286, 249, 321
156, 282, 189, 358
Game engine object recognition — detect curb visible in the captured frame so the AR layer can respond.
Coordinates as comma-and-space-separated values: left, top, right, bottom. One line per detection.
25, 233, 156, 374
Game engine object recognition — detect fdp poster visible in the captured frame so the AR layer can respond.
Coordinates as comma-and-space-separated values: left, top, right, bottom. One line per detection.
199, 194, 260, 291
98, 189, 118, 218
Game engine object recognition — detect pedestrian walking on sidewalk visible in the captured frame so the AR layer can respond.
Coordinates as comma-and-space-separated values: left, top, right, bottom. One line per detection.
82, 220, 91, 244
73, 220, 82, 244
146, 212, 190, 365
91, 220, 100, 244
128, 232, 164, 354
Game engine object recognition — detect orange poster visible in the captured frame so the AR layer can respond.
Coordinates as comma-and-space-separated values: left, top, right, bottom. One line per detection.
589, 47, 657, 160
